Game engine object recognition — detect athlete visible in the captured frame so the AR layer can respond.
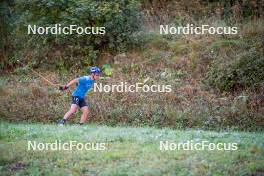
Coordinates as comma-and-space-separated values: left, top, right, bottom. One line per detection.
58, 66, 101, 125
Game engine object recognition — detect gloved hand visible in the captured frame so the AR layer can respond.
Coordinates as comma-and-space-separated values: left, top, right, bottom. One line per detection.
59, 85, 69, 91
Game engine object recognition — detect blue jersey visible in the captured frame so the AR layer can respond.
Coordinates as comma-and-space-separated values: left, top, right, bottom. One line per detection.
72, 76, 95, 99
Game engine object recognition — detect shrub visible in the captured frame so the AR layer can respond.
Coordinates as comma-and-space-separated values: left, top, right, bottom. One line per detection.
3, 0, 142, 70
204, 50, 264, 92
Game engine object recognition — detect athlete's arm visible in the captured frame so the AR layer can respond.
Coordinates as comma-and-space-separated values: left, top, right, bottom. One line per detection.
66, 78, 79, 87
60, 78, 79, 90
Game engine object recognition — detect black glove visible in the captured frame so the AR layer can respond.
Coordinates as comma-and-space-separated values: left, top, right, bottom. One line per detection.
59, 85, 68, 91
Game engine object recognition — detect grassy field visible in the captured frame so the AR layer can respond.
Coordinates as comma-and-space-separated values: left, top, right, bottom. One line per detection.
0, 121, 263, 176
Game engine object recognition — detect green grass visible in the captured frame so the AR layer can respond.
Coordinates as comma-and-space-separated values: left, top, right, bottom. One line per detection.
0, 121, 263, 176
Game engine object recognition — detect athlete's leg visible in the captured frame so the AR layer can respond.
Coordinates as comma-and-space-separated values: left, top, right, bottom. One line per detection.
63, 104, 78, 120
80, 106, 89, 124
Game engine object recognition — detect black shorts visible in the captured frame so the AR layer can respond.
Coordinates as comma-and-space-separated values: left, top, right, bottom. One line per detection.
71, 96, 88, 108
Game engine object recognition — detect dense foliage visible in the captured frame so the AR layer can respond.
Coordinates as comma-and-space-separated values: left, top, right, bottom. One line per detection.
205, 51, 264, 92
1, 0, 263, 71
1, 0, 142, 70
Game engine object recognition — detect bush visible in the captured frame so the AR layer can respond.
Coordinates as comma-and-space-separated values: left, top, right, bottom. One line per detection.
2, 0, 142, 70
204, 50, 264, 92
